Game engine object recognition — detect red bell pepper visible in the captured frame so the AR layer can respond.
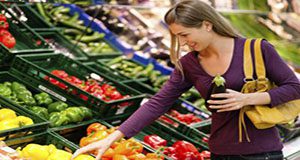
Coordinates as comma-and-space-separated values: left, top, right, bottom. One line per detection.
0, 14, 7, 22
143, 135, 167, 149
51, 70, 68, 79
199, 150, 211, 159
0, 35, 15, 49
172, 140, 199, 156
0, 21, 9, 30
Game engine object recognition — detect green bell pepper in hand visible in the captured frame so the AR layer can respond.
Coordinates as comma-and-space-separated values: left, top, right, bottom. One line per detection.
48, 101, 68, 113
29, 106, 49, 119
34, 92, 53, 106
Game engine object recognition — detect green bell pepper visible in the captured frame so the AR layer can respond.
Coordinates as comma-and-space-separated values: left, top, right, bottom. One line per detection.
79, 106, 93, 119
16, 90, 36, 106
29, 106, 49, 119
0, 83, 12, 97
11, 82, 27, 92
48, 101, 68, 113
34, 92, 53, 106
49, 112, 70, 127
64, 107, 85, 123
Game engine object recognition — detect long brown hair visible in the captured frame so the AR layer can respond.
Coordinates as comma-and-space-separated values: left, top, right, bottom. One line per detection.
164, 0, 239, 75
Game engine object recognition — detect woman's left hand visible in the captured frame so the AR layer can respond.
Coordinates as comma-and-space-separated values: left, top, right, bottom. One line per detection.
207, 89, 248, 112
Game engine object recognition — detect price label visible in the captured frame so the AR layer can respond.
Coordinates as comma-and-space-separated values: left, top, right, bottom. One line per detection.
38, 85, 66, 102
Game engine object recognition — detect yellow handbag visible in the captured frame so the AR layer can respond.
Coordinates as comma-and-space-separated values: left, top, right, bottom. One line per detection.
238, 38, 300, 142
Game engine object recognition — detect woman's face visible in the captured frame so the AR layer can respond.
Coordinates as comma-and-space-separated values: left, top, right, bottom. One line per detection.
169, 22, 212, 51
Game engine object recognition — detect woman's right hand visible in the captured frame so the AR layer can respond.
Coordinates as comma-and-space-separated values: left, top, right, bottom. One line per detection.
71, 130, 124, 160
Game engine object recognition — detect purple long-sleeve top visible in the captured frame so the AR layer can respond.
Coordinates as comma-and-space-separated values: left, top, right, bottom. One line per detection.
118, 37, 300, 155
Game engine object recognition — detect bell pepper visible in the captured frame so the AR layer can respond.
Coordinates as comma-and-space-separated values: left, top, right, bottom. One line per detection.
0, 119, 19, 131
127, 153, 146, 159
0, 83, 12, 97
180, 152, 200, 160
86, 122, 107, 135
102, 148, 115, 159
29, 106, 49, 119
48, 101, 68, 113
51, 70, 68, 79
79, 106, 93, 119
34, 92, 53, 106
114, 138, 143, 156
11, 82, 27, 92
172, 141, 200, 159
199, 150, 211, 159
49, 112, 69, 127
143, 135, 167, 149
47, 150, 72, 160
145, 153, 164, 160
79, 130, 109, 147
0, 108, 16, 121
73, 154, 95, 160
112, 154, 129, 160
63, 107, 84, 123
0, 20, 9, 30
1, 35, 16, 49
16, 116, 34, 126
0, 14, 7, 22
21, 144, 50, 160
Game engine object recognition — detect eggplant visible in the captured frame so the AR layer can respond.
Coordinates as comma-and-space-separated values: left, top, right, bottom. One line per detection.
206, 74, 226, 112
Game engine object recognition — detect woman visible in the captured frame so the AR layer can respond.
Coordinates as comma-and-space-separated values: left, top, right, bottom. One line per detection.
72, 0, 300, 159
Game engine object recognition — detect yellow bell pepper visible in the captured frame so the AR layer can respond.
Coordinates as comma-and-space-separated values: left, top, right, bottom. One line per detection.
22, 144, 50, 160
15, 116, 34, 126
0, 108, 16, 121
0, 119, 19, 131
47, 144, 57, 154
73, 154, 95, 160
47, 149, 72, 160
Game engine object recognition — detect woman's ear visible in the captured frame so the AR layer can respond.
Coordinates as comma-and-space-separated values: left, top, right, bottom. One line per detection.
203, 20, 213, 32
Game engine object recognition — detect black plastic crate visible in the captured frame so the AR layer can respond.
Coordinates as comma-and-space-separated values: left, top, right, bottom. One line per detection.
11, 53, 146, 117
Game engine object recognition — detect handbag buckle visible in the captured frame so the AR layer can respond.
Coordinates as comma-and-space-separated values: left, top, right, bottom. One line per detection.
257, 78, 269, 82
243, 78, 254, 82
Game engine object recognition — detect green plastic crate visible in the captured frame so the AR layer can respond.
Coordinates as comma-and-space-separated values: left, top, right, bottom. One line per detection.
0, 2, 53, 64
37, 31, 89, 60
11, 53, 146, 117
5, 131, 79, 152
0, 86, 48, 140
0, 71, 98, 131
54, 118, 162, 159
9, 4, 55, 31
103, 114, 209, 150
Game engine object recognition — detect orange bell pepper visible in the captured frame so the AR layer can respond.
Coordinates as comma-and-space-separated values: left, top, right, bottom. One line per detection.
128, 153, 146, 160
86, 123, 107, 135
79, 130, 108, 147
112, 154, 129, 160
145, 153, 164, 160
114, 139, 143, 156
102, 148, 115, 159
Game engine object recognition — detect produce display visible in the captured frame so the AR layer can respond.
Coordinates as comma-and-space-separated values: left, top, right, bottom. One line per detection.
144, 136, 211, 160
0, 14, 16, 49
78, 122, 164, 160
48, 69, 130, 102
0, 81, 93, 127
35, 4, 117, 56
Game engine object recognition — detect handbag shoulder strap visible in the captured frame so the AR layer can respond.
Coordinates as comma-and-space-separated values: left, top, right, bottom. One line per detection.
253, 39, 266, 80
243, 39, 253, 81
243, 38, 265, 80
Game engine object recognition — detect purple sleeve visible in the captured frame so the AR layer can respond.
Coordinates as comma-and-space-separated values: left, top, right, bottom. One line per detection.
118, 69, 192, 138
262, 40, 300, 106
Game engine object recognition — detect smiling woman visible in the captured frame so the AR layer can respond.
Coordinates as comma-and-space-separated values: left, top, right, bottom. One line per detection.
71, 1, 300, 160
